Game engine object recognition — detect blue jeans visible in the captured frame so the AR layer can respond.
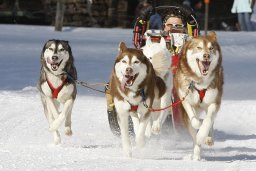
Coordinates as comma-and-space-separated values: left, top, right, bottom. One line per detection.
237, 13, 254, 31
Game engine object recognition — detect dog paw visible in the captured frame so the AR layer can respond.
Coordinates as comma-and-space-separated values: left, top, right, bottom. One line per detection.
64, 127, 73, 136
205, 137, 214, 146
122, 145, 132, 158
191, 118, 202, 129
193, 154, 201, 161
151, 122, 161, 135
53, 133, 61, 145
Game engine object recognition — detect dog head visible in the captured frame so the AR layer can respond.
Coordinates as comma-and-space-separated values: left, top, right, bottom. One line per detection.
114, 42, 150, 91
181, 31, 221, 77
41, 39, 74, 76
142, 37, 167, 62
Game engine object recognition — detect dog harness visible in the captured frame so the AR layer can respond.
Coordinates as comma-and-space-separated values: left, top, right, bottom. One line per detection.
188, 80, 207, 103
46, 76, 67, 99
197, 89, 207, 103
129, 89, 147, 112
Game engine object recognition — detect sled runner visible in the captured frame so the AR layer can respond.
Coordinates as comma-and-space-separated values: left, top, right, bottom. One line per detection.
106, 5, 200, 136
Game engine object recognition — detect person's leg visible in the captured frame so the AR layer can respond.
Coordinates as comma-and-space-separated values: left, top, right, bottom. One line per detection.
237, 13, 246, 31
244, 12, 254, 31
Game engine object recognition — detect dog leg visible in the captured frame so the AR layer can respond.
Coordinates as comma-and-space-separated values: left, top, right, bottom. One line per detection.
151, 112, 161, 135
119, 113, 132, 157
193, 144, 201, 161
196, 103, 217, 145
187, 121, 201, 160
45, 108, 61, 144
64, 110, 72, 136
49, 99, 74, 132
205, 125, 214, 146
130, 114, 139, 136
53, 131, 61, 145
145, 121, 152, 138
136, 116, 150, 148
46, 97, 60, 119
182, 101, 202, 129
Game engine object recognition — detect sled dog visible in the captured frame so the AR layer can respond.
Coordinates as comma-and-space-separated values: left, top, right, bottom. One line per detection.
174, 32, 223, 160
109, 42, 166, 157
142, 37, 172, 135
38, 39, 77, 144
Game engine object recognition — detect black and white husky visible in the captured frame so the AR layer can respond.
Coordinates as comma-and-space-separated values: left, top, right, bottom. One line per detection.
38, 39, 77, 144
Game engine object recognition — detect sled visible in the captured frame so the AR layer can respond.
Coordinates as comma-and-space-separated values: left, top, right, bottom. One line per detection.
106, 5, 200, 136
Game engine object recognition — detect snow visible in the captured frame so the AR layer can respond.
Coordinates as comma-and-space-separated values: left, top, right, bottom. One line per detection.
0, 24, 256, 170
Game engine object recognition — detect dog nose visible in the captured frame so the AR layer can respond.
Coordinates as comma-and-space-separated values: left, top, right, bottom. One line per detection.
126, 67, 133, 75
203, 54, 210, 59
52, 56, 58, 61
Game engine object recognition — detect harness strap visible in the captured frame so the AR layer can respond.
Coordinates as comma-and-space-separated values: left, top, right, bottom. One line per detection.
197, 89, 207, 102
130, 105, 139, 112
46, 76, 67, 99
192, 84, 207, 102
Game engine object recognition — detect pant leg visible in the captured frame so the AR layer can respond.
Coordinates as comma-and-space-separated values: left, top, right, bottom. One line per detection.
244, 12, 254, 31
238, 13, 246, 31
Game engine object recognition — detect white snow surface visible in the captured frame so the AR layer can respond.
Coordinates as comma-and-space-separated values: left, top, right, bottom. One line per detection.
0, 24, 256, 170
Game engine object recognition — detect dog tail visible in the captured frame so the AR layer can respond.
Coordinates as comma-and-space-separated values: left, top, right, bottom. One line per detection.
151, 50, 171, 78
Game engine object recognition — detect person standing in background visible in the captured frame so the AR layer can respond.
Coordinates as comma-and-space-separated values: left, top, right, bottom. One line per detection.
251, 0, 256, 30
231, 0, 254, 31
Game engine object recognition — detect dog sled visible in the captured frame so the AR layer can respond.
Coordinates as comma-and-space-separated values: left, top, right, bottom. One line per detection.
105, 5, 200, 136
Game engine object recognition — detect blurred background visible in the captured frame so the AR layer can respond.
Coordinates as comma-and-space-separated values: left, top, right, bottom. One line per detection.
0, 0, 238, 31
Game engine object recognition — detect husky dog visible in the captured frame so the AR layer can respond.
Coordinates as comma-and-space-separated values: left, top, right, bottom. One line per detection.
174, 32, 223, 160
142, 37, 172, 135
109, 42, 166, 157
38, 39, 77, 144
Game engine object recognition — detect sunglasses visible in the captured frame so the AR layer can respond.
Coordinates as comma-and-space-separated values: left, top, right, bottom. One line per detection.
165, 23, 185, 29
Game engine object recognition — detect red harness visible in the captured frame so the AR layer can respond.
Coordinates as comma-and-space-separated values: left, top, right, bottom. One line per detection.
196, 89, 207, 102
130, 105, 139, 112
46, 76, 67, 99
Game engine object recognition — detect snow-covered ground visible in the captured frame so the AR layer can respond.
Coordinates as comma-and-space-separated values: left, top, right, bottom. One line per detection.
0, 24, 256, 170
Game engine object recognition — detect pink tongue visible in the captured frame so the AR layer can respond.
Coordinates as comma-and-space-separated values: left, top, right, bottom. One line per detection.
121, 76, 129, 91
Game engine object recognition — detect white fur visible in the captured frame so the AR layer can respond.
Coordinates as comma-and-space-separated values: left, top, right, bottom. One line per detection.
142, 37, 172, 135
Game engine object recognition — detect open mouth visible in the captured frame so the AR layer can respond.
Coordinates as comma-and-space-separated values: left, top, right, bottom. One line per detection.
197, 59, 211, 76
121, 73, 139, 90
47, 58, 63, 71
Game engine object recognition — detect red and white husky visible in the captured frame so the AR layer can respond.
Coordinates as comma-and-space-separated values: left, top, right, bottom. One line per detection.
174, 32, 224, 160
109, 42, 166, 157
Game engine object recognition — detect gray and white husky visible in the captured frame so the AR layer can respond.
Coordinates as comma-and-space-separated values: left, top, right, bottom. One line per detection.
38, 39, 77, 144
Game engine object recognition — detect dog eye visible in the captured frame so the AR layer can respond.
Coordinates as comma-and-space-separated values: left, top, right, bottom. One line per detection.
209, 46, 214, 51
134, 61, 140, 64
121, 60, 127, 64
59, 48, 65, 52
197, 47, 202, 50
49, 48, 53, 51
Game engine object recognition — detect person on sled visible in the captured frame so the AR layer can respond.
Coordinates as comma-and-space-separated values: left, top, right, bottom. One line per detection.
155, 8, 199, 130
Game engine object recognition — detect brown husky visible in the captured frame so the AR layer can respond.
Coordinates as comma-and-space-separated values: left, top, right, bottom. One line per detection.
174, 32, 224, 160
109, 42, 166, 157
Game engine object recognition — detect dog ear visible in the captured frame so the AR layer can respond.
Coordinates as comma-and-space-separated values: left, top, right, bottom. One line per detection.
207, 31, 217, 42
159, 37, 166, 48
118, 42, 127, 52
146, 37, 153, 47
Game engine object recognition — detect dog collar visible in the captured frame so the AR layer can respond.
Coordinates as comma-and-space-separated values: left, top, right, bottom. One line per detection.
46, 75, 67, 99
